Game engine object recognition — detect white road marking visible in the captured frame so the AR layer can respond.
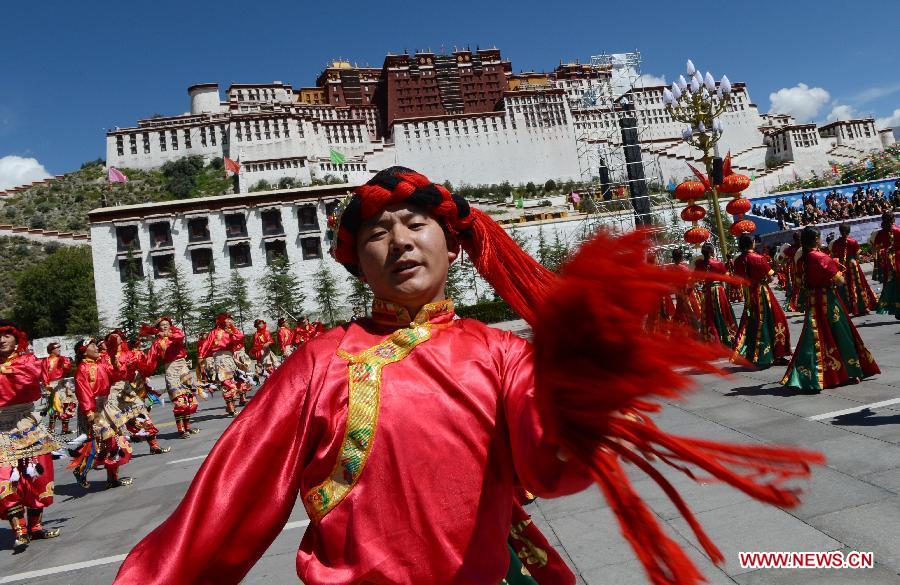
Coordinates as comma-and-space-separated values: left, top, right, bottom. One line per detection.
808, 398, 900, 421
0, 520, 311, 583
165, 454, 208, 465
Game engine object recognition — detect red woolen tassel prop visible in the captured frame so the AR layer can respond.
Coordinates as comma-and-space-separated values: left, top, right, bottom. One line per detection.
532, 230, 824, 585
462, 208, 556, 325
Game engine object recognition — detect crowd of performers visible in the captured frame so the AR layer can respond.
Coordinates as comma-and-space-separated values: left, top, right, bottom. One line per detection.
0, 313, 325, 551
653, 211, 899, 393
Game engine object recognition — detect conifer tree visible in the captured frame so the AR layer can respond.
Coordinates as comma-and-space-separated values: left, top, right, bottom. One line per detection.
346, 276, 374, 318
259, 255, 305, 321
142, 276, 162, 324
536, 226, 550, 267
313, 260, 340, 326
225, 269, 252, 329
117, 248, 143, 340
444, 258, 466, 305
196, 268, 229, 332
162, 263, 195, 334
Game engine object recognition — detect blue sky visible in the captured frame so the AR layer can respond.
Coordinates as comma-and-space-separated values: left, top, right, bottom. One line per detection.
1, 0, 898, 185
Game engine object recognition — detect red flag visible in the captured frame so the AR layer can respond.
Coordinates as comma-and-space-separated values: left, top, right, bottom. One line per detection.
224, 157, 240, 174
831, 164, 839, 175
108, 167, 129, 183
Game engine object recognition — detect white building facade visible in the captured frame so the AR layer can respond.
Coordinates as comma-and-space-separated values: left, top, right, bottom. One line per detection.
88, 185, 607, 330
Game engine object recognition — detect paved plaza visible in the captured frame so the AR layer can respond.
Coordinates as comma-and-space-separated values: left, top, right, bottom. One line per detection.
1, 271, 899, 584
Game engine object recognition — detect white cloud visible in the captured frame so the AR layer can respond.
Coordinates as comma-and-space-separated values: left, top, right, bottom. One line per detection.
768, 83, 830, 122
638, 73, 667, 87
876, 108, 900, 130
851, 82, 900, 104
826, 104, 859, 121
610, 67, 666, 96
0, 155, 51, 190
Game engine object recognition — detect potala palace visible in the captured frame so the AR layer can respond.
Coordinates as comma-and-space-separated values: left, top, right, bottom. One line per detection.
106, 47, 895, 193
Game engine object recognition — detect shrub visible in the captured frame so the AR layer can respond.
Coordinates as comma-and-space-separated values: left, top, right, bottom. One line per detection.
455, 299, 519, 323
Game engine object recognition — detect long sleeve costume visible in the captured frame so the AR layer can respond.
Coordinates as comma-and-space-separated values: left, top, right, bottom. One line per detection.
780, 243, 802, 311
873, 225, 900, 316
40, 355, 72, 388
276, 326, 294, 356
251, 325, 279, 375
198, 325, 242, 382
830, 236, 877, 316
731, 251, 791, 367
73, 357, 133, 471
115, 301, 590, 584
693, 258, 737, 346
781, 250, 880, 390
41, 354, 75, 430
1, 352, 59, 525
147, 325, 190, 391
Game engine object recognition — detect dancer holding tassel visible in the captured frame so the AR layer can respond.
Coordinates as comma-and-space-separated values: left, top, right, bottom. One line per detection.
693, 243, 738, 346
0, 321, 61, 550
115, 167, 822, 585
731, 235, 792, 368
830, 223, 878, 317
41, 342, 73, 434
72, 338, 134, 489
251, 319, 280, 378
782, 227, 880, 391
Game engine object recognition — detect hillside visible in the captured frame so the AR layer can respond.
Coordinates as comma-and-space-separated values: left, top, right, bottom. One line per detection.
0, 236, 52, 320
0, 156, 234, 233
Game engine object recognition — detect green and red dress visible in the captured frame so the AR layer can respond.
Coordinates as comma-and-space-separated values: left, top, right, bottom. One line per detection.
873, 225, 900, 317
694, 257, 738, 346
781, 250, 880, 391
731, 251, 791, 367
830, 236, 878, 316
779, 244, 805, 312
671, 263, 702, 335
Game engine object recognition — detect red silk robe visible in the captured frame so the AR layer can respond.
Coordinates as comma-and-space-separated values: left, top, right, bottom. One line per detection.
276, 326, 294, 353
1, 354, 42, 410
198, 326, 243, 359
114, 302, 589, 585
250, 327, 273, 361
40, 355, 72, 387
693, 257, 737, 345
74, 358, 128, 414
872, 225, 900, 278
731, 251, 791, 366
149, 327, 188, 366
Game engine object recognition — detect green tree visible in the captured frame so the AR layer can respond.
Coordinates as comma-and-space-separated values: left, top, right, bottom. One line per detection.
11, 245, 99, 337
313, 261, 340, 326
117, 249, 143, 340
161, 263, 195, 335
225, 269, 252, 329
195, 269, 229, 332
543, 179, 557, 193
525, 181, 537, 196
545, 230, 571, 273
142, 276, 162, 324
346, 276, 374, 318
509, 227, 529, 253
536, 227, 550, 266
161, 155, 205, 198
445, 259, 466, 304
259, 255, 305, 321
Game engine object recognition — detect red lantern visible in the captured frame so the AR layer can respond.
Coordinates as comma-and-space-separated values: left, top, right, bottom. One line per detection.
730, 219, 756, 236
718, 173, 751, 194
674, 181, 706, 202
725, 197, 752, 215
684, 226, 711, 245
680, 204, 706, 222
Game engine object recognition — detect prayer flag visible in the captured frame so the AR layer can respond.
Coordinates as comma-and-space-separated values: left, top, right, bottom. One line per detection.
224, 157, 240, 174
108, 167, 129, 183
570, 192, 581, 204
329, 149, 346, 165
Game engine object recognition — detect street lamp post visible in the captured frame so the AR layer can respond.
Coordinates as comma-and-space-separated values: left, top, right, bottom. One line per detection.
663, 60, 734, 258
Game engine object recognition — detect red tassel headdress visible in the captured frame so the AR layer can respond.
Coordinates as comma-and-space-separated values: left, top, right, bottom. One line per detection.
0, 320, 30, 354
330, 167, 823, 585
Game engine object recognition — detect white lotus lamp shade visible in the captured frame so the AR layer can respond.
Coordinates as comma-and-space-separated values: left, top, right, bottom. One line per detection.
671, 82, 682, 100
721, 75, 732, 94
690, 75, 700, 93
663, 88, 674, 105
686, 59, 696, 76
678, 75, 688, 91
682, 126, 692, 140
698, 121, 706, 133
704, 72, 716, 92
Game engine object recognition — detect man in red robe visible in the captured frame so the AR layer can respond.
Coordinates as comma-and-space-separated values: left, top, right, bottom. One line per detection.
275, 318, 294, 358
873, 211, 900, 318
115, 167, 821, 585
198, 313, 244, 417
250, 319, 279, 377
291, 316, 316, 348
41, 342, 74, 434
1, 322, 61, 550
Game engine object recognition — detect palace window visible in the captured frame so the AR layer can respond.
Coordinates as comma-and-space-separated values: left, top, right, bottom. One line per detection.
116, 225, 140, 251
264, 240, 287, 264
190, 248, 213, 273
159, 132, 166, 151
210, 126, 217, 146
297, 204, 318, 231
187, 217, 210, 242
228, 242, 252, 268
300, 236, 322, 260
143, 134, 150, 154
224, 213, 248, 238
148, 222, 173, 248
261, 209, 284, 236
152, 254, 175, 279
170, 130, 178, 150
200, 127, 207, 147
184, 129, 191, 149
118, 257, 144, 282
116, 136, 124, 156
130, 135, 137, 155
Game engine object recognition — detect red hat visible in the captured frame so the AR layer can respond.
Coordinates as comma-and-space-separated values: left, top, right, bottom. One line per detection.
0, 320, 30, 354
216, 313, 231, 326
329, 166, 553, 324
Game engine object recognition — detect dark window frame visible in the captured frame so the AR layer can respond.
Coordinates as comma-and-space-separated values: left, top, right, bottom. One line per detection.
190, 248, 214, 274
228, 242, 252, 268
224, 213, 248, 238
300, 236, 322, 260
116, 225, 140, 252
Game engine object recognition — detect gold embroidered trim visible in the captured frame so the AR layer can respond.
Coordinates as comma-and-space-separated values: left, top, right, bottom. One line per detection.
303, 300, 453, 522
